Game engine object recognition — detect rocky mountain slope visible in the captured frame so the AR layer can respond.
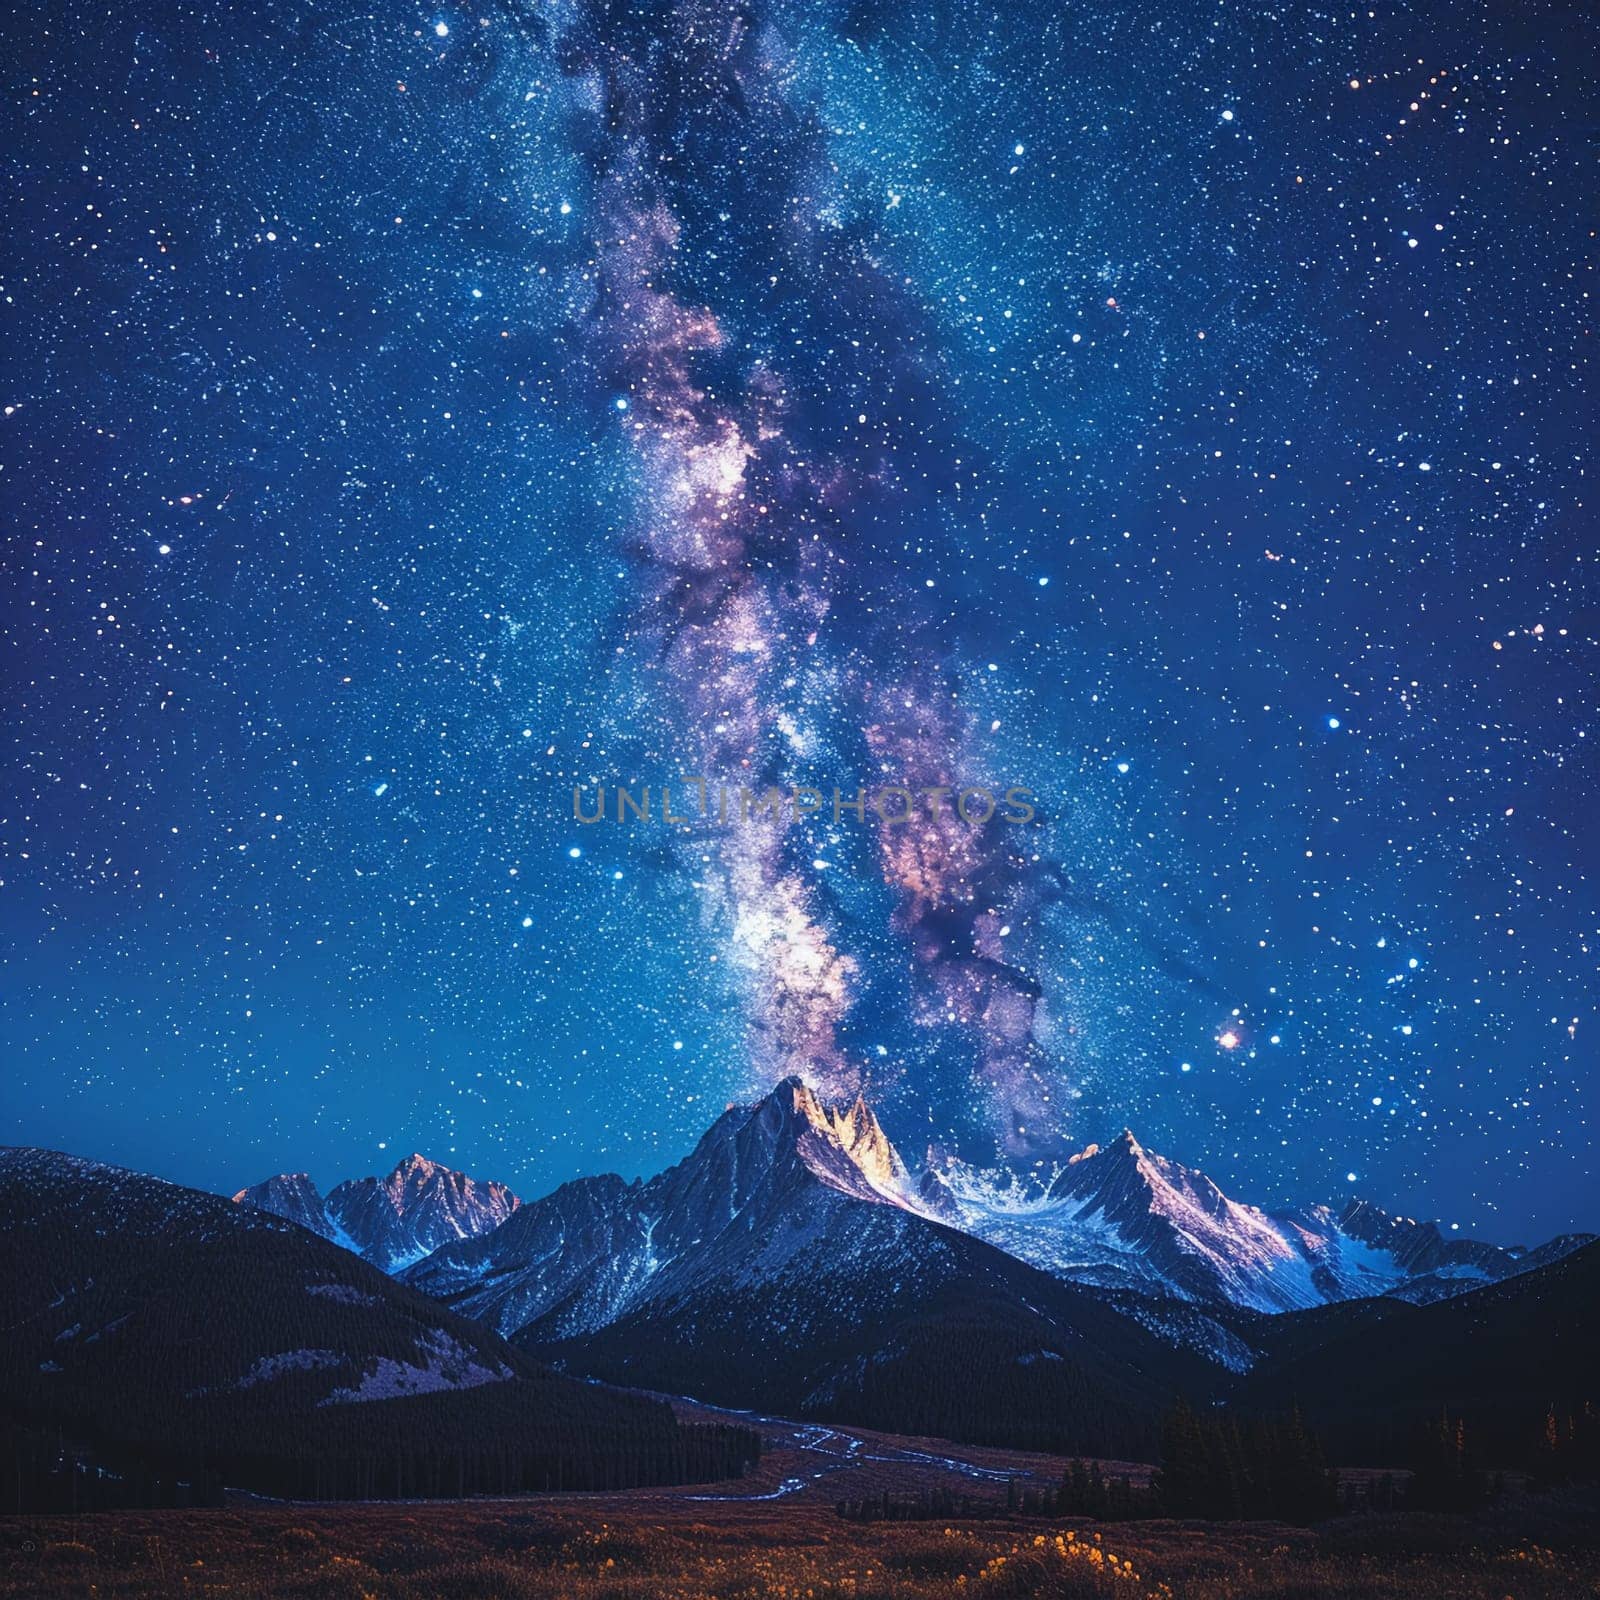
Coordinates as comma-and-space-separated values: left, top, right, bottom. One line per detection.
915, 1131, 1590, 1313
403, 1080, 1217, 1456
235, 1152, 519, 1272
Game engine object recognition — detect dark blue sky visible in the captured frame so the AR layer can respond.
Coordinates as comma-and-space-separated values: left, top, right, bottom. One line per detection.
3, 0, 1595, 1243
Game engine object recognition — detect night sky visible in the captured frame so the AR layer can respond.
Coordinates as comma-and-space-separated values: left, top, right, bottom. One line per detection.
4, 0, 1596, 1244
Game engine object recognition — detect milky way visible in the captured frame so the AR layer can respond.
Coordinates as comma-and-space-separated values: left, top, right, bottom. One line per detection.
3, 0, 1596, 1238
562, 0, 1058, 1145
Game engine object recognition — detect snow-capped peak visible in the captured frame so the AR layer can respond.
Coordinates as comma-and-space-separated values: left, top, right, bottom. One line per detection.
909, 1123, 1593, 1315
235, 1155, 519, 1273
250, 1087, 1593, 1326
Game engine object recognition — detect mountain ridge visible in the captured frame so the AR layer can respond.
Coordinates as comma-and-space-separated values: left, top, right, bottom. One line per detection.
391, 1077, 1585, 1454
400, 1079, 1221, 1455
13, 1086, 1594, 1468
907, 1119, 1589, 1313
242, 1082, 1590, 1321
235, 1151, 520, 1272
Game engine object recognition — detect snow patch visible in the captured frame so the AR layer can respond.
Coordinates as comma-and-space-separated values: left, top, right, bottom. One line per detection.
184, 1348, 344, 1398
320, 1329, 512, 1404
306, 1282, 380, 1306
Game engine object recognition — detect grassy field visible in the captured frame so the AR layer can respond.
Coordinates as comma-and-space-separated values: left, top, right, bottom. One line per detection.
2, 1406, 1593, 1597
2, 1487, 1597, 1599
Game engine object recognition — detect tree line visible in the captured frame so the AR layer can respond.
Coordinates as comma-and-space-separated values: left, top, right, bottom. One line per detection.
838, 1397, 1600, 1526
0, 1397, 760, 1515
837, 1403, 1334, 1525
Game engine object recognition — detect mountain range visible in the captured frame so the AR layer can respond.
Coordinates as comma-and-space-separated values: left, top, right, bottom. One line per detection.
11, 1078, 1592, 1477
233, 1152, 519, 1272
914, 1129, 1589, 1312
236, 1081, 1583, 1325
385, 1078, 1585, 1451
403, 1078, 1220, 1453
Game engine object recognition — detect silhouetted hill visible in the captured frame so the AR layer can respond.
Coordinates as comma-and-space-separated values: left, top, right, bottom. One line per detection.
0, 1148, 756, 1506
1236, 1239, 1600, 1462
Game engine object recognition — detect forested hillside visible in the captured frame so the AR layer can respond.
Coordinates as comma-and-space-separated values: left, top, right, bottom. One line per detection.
0, 1149, 757, 1510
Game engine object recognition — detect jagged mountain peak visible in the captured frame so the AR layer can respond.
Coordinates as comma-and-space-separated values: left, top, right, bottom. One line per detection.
736, 1075, 911, 1204
910, 1122, 1594, 1315
405, 1076, 927, 1344
1065, 1127, 1153, 1168
232, 1170, 322, 1202
1067, 1129, 1239, 1212
232, 1171, 344, 1245
1339, 1197, 1444, 1240
831, 1092, 909, 1195
236, 1154, 520, 1273
371, 1152, 479, 1211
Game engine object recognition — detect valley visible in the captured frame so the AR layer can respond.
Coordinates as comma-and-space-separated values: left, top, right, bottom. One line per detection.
4, 1077, 1597, 1597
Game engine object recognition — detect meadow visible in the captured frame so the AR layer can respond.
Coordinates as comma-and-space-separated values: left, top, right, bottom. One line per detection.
3, 1486, 1597, 1600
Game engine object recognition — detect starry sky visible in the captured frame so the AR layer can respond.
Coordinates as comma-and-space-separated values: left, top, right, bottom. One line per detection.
3, 0, 1596, 1243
